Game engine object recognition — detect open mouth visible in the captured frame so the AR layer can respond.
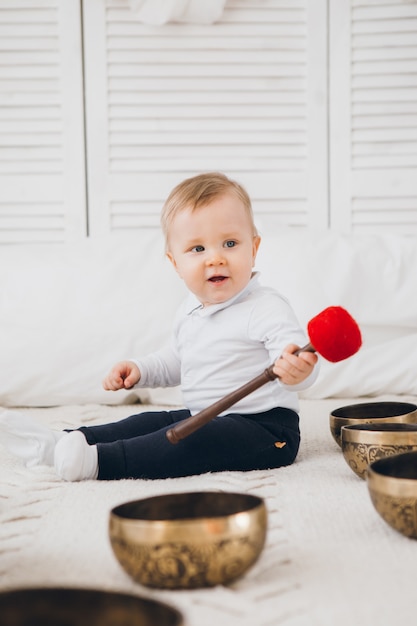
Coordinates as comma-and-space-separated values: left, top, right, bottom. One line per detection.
208, 275, 228, 283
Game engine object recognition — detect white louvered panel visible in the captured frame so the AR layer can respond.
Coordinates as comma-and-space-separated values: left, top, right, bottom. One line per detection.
111, 194, 308, 230
351, 2, 417, 174
0, 0, 86, 243
330, 0, 417, 233
84, 0, 328, 235
352, 195, 417, 232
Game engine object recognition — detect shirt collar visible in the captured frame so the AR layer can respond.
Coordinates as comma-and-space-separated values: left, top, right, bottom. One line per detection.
185, 272, 260, 317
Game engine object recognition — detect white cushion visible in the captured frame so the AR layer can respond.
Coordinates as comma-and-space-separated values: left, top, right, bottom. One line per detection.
255, 228, 417, 398
0, 233, 185, 407
1, 228, 416, 406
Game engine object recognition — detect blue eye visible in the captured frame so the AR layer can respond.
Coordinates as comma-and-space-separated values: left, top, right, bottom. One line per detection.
224, 240, 236, 248
191, 245, 205, 253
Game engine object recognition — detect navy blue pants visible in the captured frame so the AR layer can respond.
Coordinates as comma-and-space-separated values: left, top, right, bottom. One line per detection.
78, 406, 300, 480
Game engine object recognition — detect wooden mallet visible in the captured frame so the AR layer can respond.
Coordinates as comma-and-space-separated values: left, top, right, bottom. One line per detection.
166, 306, 362, 444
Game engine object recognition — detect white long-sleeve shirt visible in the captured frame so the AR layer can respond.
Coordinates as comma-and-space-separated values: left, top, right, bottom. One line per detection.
133, 273, 319, 415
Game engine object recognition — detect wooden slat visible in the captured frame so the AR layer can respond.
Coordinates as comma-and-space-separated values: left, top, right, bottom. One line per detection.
0, 0, 86, 242
109, 118, 306, 132
0, 36, 58, 50
107, 49, 306, 63
353, 155, 417, 169
109, 103, 306, 118
108, 90, 306, 105
353, 4, 417, 19
352, 18, 417, 34
352, 47, 417, 62
352, 114, 417, 129
109, 158, 306, 174
0, 0, 57, 7
109, 144, 306, 158
352, 141, 417, 155
0, 24, 59, 36
106, 21, 306, 38
84, 0, 330, 235
0, 105, 60, 119
352, 101, 417, 115
106, 33, 306, 50
0, 119, 61, 132
107, 63, 306, 79
0, 160, 62, 173
352, 32, 417, 47
0, 7, 58, 22
353, 60, 417, 75
349, 0, 417, 190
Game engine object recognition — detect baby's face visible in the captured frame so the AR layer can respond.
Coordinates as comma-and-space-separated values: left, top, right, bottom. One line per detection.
166, 192, 260, 307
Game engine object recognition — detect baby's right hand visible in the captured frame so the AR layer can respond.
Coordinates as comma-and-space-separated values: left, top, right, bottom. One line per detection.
103, 360, 140, 391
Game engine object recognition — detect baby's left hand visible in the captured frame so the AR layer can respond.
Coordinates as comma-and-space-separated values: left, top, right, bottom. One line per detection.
272, 344, 318, 386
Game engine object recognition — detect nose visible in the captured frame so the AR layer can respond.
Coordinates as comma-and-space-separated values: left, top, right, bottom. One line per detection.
206, 248, 226, 266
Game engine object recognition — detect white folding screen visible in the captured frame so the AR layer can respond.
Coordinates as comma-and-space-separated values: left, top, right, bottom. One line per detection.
1, 0, 415, 243
83, 0, 328, 236
329, 0, 417, 233
0, 0, 86, 243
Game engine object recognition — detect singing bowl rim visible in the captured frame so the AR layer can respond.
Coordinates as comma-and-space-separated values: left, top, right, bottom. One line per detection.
111, 490, 264, 515
367, 451, 417, 498
110, 491, 266, 543
329, 401, 417, 446
341, 422, 417, 445
367, 451, 417, 484
331, 401, 417, 420
0, 587, 183, 626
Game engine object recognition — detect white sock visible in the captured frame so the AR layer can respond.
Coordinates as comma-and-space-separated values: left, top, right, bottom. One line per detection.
54, 431, 98, 482
0, 410, 65, 467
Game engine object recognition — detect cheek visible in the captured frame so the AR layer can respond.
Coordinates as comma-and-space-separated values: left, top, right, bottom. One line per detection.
174, 259, 195, 281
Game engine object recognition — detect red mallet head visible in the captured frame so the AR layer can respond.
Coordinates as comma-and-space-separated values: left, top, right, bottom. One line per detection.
306, 306, 362, 363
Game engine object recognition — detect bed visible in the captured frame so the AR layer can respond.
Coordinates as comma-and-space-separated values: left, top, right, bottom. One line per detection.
1, 229, 416, 625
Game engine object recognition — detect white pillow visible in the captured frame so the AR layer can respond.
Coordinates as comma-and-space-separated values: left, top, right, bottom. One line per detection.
255, 228, 417, 398
1, 228, 416, 406
0, 233, 186, 407
255, 228, 417, 328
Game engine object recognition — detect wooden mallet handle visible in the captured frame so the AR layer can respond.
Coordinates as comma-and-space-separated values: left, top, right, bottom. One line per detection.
166, 306, 362, 444
165, 343, 314, 444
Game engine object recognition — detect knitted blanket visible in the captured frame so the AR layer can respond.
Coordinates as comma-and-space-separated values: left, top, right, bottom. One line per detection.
1, 396, 416, 626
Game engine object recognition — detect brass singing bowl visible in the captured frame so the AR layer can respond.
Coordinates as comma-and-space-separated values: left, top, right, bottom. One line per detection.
109, 491, 267, 589
341, 423, 417, 479
367, 451, 417, 538
329, 401, 417, 447
0, 587, 183, 625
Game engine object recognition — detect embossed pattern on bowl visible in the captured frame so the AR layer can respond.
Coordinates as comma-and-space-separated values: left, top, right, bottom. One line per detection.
329, 401, 417, 447
341, 423, 417, 479
367, 451, 417, 539
109, 491, 267, 589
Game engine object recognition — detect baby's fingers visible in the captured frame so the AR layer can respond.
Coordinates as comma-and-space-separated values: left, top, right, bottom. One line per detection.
272, 354, 303, 382
272, 347, 317, 384
103, 373, 123, 391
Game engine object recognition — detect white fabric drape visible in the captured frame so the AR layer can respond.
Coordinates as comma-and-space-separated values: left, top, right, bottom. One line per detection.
128, 0, 227, 25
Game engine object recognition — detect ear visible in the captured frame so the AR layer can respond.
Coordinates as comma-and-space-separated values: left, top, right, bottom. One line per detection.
252, 235, 261, 265
166, 251, 181, 276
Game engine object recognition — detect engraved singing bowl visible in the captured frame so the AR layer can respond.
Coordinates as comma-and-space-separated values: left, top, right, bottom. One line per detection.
329, 401, 417, 447
341, 423, 417, 479
367, 451, 417, 538
109, 491, 267, 589
0, 587, 183, 625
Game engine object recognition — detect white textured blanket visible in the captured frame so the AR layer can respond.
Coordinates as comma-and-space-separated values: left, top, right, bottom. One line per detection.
1, 396, 416, 626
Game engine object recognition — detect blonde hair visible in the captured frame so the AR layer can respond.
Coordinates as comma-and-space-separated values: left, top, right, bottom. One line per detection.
161, 172, 258, 248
